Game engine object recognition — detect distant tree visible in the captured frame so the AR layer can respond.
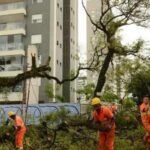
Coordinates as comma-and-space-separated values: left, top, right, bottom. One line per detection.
127, 71, 150, 99
102, 91, 119, 103
45, 83, 64, 102
82, 0, 150, 96
77, 83, 95, 100
105, 57, 150, 98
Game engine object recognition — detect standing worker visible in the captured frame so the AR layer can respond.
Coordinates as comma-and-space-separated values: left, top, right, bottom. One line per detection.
7, 111, 26, 150
140, 96, 150, 149
91, 97, 115, 150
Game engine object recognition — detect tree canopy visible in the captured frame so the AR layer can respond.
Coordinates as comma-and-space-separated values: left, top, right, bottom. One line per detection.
82, 0, 150, 96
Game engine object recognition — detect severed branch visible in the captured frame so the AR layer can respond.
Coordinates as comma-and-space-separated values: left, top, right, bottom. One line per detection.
0, 54, 100, 88
0, 62, 51, 88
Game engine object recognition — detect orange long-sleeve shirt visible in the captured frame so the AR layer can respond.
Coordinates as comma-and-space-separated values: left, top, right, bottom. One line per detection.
93, 106, 115, 130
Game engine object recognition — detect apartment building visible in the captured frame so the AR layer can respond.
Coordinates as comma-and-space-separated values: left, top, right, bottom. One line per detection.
86, 0, 101, 84
63, 0, 78, 102
0, 0, 26, 103
0, 0, 78, 103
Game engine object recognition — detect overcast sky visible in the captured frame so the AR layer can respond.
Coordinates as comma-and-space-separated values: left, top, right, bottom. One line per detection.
78, 0, 87, 56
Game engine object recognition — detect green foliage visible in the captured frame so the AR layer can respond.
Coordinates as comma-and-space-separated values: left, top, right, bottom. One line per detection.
76, 83, 95, 100
102, 91, 119, 102
0, 106, 147, 150
45, 83, 64, 102
43, 107, 70, 126
122, 98, 136, 108
115, 110, 139, 130
55, 95, 65, 102
127, 71, 150, 98
45, 83, 54, 99
115, 126, 146, 150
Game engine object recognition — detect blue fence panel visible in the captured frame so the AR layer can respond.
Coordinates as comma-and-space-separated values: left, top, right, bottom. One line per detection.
0, 103, 80, 125
0, 107, 5, 124
39, 105, 59, 116
24, 106, 42, 125
63, 105, 80, 115
3, 106, 22, 116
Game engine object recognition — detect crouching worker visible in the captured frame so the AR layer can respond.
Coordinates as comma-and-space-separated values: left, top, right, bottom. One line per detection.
91, 97, 115, 150
7, 111, 26, 150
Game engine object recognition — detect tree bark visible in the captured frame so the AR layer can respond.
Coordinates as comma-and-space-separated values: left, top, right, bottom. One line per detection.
94, 49, 114, 97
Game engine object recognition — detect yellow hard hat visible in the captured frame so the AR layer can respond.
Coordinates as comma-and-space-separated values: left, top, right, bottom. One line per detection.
91, 97, 101, 106
8, 111, 15, 117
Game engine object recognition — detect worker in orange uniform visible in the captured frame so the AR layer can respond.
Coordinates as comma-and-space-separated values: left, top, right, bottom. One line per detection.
110, 103, 118, 115
140, 96, 150, 149
91, 97, 115, 150
7, 111, 26, 150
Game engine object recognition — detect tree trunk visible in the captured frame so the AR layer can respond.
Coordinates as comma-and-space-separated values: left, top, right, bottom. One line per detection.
94, 50, 114, 97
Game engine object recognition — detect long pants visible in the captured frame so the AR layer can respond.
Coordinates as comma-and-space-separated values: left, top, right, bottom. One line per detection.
15, 129, 26, 149
99, 129, 115, 150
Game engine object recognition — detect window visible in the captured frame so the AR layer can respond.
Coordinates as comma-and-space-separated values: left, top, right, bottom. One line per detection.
0, 56, 23, 71
31, 34, 42, 44
60, 25, 62, 30
32, 14, 43, 23
14, 35, 23, 43
8, 35, 14, 43
57, 3, 59, 8
57, 21, 59, 26
0, 36, 7, 44
0, 35, 23, 50
32, 0, 43, 3
56, 41, 59, 45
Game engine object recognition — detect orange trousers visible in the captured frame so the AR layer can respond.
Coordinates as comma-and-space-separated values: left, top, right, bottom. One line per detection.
99, 129, 115, 150
15, 129, 26, 149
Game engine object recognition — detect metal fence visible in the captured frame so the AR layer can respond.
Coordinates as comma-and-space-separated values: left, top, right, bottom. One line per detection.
0, 103, 80, 125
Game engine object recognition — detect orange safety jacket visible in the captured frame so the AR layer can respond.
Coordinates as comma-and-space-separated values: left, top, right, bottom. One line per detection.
140, 103, 150, 132
14, 116, 26, 132
93, 106, 115, 130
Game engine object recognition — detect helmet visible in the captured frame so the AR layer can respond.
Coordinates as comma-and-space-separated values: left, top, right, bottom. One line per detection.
91, 97, 101, 106
8, 111, 15, 117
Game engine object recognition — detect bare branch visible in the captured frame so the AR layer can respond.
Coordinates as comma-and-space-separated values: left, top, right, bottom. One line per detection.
81, 0, 103, 31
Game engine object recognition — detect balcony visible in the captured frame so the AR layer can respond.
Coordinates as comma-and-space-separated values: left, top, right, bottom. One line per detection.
0, 43, 25, 56
0, 55, 24, 77
0, 92, 23, 102
0, 2, 26, 23
0, 0, 25, 4
0, 22, 26, 35
0, 64, 23, 77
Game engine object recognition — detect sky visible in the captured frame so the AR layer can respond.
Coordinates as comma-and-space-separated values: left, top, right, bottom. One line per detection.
78, 0, 150, 56
78, 0, 87, 57
121, 25, 150, 45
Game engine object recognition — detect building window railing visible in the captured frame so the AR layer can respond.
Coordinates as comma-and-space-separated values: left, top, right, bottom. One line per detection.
0, 2, 25, 12
0, 22, 25, 31
0, 64, 23, 72
0, 43, 24, 51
